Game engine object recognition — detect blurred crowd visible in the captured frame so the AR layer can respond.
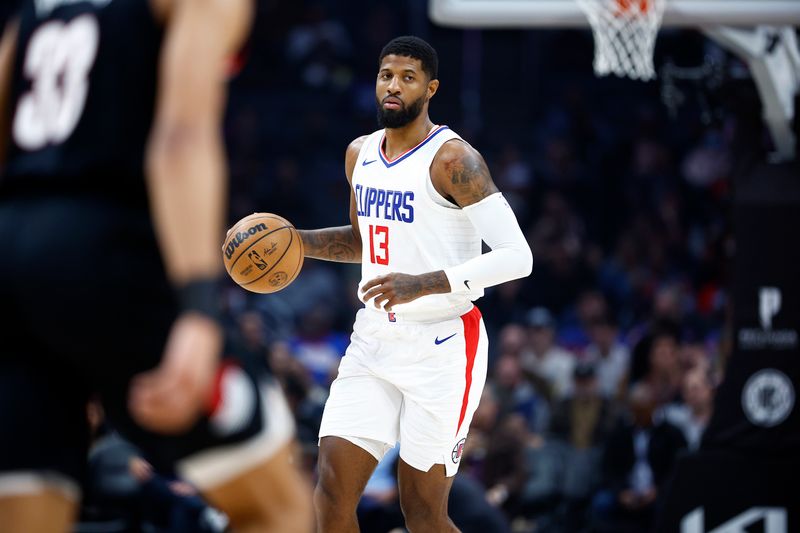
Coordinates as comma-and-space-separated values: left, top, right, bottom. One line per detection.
42, 0, 770, 531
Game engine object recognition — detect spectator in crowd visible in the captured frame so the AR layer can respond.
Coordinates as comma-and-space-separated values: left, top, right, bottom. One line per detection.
481, 414, 532, 515
229, 311, 272, 363
285, 3, 354, 91
127, 455, 227, 533
584, 315, 631, 400
549, 363, 617, 453
521, 307, 577, 401
662, 367, 715, 451
631, 323, 684, 405
79, 402, 228, 533
545, 362, 617, 532
592, 382, 687, 533
493, 354, 551, 434
288, 304, 349, 387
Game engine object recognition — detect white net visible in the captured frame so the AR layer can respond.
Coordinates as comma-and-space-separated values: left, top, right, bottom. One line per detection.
576, 0, 667, 81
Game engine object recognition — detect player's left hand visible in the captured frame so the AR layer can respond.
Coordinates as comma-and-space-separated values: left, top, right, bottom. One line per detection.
360, 271, 449, 311
128, 312, 222, 434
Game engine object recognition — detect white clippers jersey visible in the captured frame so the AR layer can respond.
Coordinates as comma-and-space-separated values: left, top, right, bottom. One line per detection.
353, 125, 483, 321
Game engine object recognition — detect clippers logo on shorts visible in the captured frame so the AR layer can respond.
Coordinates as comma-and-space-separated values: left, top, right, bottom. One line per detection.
209, 365, 257, 437
451, 438, 466, 463
224, 223, 268, 260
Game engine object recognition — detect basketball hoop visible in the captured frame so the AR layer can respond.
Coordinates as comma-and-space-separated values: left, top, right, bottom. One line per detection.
576, 0, 667, 81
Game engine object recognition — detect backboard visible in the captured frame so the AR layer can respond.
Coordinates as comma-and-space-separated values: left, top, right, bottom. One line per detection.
429, 0, 800, 28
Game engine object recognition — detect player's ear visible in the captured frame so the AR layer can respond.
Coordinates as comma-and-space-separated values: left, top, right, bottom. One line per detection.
426, 78, 439, 100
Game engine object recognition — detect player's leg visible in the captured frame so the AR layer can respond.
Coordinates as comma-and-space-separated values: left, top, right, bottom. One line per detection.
314, 309, 404, 531
0, 489, 77, 533
201, 441, 313, 533
397, 461, 459, 533
395, 306, 489, 533
0, 353, 88, 533
108, 367, 313, 533
315, 436, 381, 533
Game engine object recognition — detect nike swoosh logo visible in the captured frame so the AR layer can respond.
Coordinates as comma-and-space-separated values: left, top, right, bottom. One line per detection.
464, 280, 471, 290
435, 333, 457, 345
362, 159, 377, 166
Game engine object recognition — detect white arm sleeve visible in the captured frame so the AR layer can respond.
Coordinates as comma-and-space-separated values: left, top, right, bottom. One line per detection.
444, 192, 533, 294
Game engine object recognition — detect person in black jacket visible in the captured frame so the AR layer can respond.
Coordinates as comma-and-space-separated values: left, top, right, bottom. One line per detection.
591, 381, 687, 533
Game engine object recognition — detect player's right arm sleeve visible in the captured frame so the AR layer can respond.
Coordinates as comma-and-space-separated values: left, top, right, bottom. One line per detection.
444, 192, 533, 294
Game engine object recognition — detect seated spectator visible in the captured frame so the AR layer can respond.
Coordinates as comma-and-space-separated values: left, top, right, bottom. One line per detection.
591, 382, 687, 533
288, 304, 349, 387
584, 315, 631, 401
492, 354, 551, 434
549, 363, 616, 453
661, 367, 715, 451
521, 307, 576, 401
78, 401, 227, 533
128, 455, 227, 533
630, 323, 683, 405
449, 474, 513, 533
481, 414, 532, 515
527, 363, 617, 532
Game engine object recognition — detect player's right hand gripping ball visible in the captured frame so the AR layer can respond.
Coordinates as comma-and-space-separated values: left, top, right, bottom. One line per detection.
222, 213, 304, 294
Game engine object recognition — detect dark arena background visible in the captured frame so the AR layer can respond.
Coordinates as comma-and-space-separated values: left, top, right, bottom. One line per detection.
1, 1, 799, 532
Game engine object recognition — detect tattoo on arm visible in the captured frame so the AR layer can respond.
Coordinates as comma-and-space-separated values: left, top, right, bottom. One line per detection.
298, 227, 361, 263
445, 150, 499, 207
413, 271, 452, 297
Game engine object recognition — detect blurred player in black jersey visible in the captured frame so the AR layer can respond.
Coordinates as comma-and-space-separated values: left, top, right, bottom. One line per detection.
0, 1, 312, 532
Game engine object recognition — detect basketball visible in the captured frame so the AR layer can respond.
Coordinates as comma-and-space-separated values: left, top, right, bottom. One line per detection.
222, 213, 304, 294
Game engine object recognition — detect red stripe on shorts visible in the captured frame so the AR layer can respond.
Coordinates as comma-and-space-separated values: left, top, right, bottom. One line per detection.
456, 306, 482, 435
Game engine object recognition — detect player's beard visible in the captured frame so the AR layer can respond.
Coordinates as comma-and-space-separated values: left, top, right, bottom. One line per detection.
376, 94, 425, 129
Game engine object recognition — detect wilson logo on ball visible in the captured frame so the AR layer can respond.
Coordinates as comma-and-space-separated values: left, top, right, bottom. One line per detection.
224, 223, 268, 259
223, 213, 304, 294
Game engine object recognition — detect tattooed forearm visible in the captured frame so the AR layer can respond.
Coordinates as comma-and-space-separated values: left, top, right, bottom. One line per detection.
378, 270, 452, 301
414, 270, 452, 297
360, 270, 452, 311
298, 226, 361, 263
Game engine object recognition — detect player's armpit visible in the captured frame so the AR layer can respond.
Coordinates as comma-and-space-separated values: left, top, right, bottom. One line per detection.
430, 140, 499, 208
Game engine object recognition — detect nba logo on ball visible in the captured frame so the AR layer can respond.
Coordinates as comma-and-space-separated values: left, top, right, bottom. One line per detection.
451, 438, 466, 463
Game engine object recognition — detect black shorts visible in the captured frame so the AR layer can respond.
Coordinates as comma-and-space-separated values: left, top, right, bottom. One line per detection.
0, 196, 293, 495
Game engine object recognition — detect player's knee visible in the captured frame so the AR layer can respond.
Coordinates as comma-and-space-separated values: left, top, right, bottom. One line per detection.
313, 474, 354, 517
399, 490, 448, 532
315, 455, 359, 508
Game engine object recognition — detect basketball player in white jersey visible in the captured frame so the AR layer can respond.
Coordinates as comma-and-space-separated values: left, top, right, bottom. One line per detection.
297, 36, 532, 532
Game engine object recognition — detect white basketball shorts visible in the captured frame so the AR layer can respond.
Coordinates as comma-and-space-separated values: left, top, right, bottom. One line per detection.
319, 305, 488, 477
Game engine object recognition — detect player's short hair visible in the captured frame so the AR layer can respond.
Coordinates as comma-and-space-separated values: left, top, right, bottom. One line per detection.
379, 36, 438, 80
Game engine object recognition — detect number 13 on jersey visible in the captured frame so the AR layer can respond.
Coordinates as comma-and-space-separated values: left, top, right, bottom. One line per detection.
368, 225, 389, 265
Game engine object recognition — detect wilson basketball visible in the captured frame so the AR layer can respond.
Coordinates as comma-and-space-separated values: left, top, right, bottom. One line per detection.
222, 213, 304, 294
